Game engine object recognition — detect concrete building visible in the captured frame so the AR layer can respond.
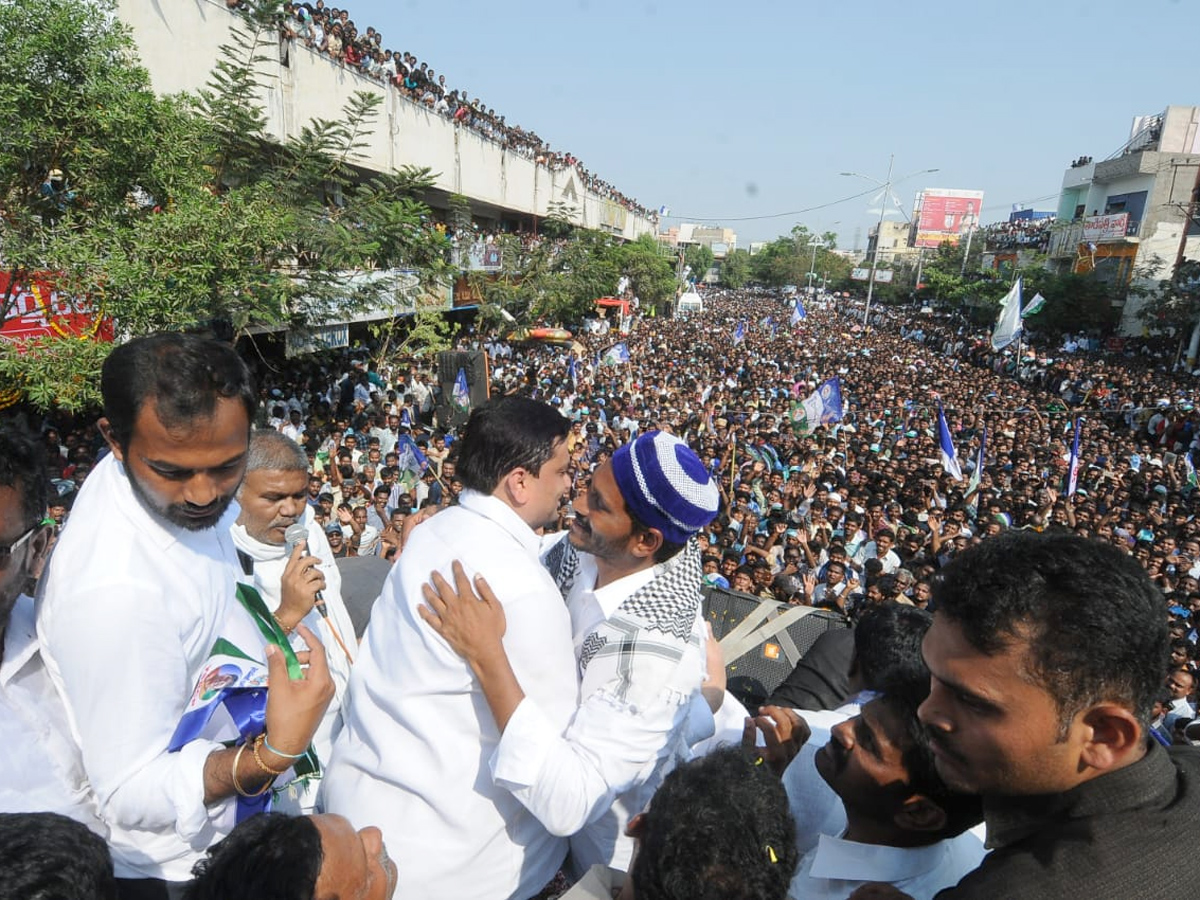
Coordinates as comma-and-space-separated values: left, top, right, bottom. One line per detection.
116, 1, 655, 246
659, 223, 738, 259
865, 220, 920, 266
1046, 105, 1200, 332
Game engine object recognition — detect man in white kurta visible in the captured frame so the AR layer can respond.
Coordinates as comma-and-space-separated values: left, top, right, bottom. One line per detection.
39, 451, 250, 881
37, 333, 334, 889
0, 422, 104, 835
324, 397, 578, 900
229, 430, 358, 812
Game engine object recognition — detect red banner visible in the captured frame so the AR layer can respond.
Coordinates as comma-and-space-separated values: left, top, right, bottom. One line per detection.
0, 273, 114, 343
914, 189, 985, 249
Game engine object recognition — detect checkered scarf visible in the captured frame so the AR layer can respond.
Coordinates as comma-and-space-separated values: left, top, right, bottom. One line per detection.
545, 538, 704, 677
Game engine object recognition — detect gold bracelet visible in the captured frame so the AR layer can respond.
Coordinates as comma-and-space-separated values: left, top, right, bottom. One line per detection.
272, 613, 295, 635
231, 740, 274, 798
251, 733, 291, 777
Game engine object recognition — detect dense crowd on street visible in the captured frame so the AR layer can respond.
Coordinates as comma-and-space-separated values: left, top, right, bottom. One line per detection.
262, 0, 653, 219
979, 216, 1056, 251
4, 286, 1200, 900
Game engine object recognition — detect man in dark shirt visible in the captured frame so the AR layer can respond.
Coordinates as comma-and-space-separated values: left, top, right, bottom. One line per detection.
857, 531, 1200, 900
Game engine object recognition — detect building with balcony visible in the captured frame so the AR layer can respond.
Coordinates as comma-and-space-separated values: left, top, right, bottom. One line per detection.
115, 0, 657, 329
865, 220, 920, 266
1046, 105, 1200, 331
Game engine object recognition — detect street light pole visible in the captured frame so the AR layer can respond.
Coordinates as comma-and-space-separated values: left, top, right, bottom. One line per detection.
807, 239, 824, 294
863, 154, 894, 326
841, 160, 938, 326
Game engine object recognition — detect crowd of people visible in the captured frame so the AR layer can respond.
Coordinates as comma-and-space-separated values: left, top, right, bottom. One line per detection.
979, 216, 1056, 252
261, 0, 653, 219
4, 286, 1200, 899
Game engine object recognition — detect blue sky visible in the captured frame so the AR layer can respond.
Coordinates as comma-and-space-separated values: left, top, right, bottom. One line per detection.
355, 0, 1198, 249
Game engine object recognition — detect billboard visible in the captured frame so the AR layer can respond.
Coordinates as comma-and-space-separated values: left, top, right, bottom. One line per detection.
851, 268, 893, 282
914, 189, 985, 248
1082, 213, 1130, 243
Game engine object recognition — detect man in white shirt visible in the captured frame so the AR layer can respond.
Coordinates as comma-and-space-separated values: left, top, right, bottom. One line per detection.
0, 423, 104, 835
788, 692, 984, 900
853, 528, 902, 575
38, 333, 333, 895
231, 430, 359, 811
323, 397, 578, 900
422, 430, 721, 878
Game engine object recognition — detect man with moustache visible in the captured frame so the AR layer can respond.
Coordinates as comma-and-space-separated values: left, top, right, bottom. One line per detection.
38, 334, 333, 899
421, 430, 721, 879
861, 531, 1200, 900
230, 430, 358, 811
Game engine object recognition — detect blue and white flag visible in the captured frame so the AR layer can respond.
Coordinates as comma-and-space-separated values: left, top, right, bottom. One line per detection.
1066, 418, 1082, 497
452, 367, 471, 412
990, 278, 1023, 352
733, 321, 746, 344
967, 427, 986, 494
601, 342, 631, 366
937, 404, 963, 481
396, 434, 429, 491
566, 355, 577, 387
400, 407, 412, 427
657, 204, 670, 216
798, 377, 844, 430
790, 300, 807, 325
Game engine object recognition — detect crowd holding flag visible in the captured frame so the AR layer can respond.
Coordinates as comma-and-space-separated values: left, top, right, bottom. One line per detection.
601, 342, 631, 366
990, 277, 1023, 352
1185, 453, 1198, 490
1022, 291, 1047, 318
791, 377, 844, 433
733, 321, 746, 344
937, 403, 963, 481
452, 367, 471, 413
1066, 418, 1082, 497
566, 354, 578, 388
395, 434, 429, 491
967, 427, 987, 495
790, 299, 807, 325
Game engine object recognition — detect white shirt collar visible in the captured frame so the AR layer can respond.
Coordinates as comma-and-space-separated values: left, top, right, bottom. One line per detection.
1, 594, 39, 687
97, 452, 241, 553
588, 562, 658, 621
808, 832, 949, 883
458, 490, 541, 558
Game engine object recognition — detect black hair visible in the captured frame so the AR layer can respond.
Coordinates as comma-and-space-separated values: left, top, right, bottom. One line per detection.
0, 420, 48, 528
931, 530, 1169, 734
245, 430, 309, 474
455, 396, 569, 494
853, 602, 933, 695
101, 333, 256, 452
628, 507, 687, 564
186, 812, 322, 900
0, 812, 116, 900
631, 747, 797, 900
879, 693, 984, 840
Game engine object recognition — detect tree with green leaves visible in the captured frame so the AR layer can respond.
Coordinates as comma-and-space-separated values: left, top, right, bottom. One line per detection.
684, 244, 714, 284
720, 248, 751, 288
616, 234, 676, 311
748, 225, 852, 289
1, 0, 449, 411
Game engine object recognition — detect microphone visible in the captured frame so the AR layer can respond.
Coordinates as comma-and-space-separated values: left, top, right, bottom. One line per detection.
282, 522, 354, 665
284, 522, 329, 620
